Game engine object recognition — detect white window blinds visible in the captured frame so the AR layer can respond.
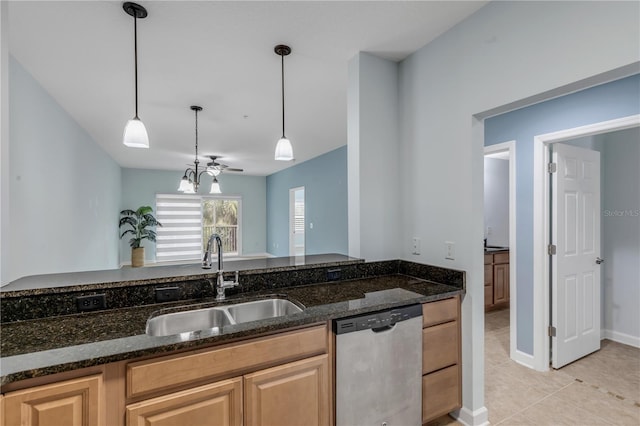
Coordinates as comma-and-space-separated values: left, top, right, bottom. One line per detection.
155, 194, 202, 262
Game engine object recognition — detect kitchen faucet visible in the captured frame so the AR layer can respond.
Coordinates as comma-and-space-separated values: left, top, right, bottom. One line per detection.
202, 233, 239, 300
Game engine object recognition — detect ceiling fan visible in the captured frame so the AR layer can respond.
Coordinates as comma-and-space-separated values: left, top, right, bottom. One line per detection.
205, 155, 244, 176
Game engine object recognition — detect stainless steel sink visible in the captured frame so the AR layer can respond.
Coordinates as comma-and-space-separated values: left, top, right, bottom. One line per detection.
225, 298, 303, 323
146, 306, 232, 336
146, 297, 304, 337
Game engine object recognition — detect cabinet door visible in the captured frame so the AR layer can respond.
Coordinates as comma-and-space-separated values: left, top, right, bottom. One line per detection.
493, 263, 509, 304
126, 377, 242, 426
2, 374, 103, 426
244, 355, 328, 426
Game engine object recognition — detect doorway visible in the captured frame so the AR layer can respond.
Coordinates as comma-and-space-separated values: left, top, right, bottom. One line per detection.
484, 141, 519, 364
532, 114, 640, 371
289, 186, 305, 256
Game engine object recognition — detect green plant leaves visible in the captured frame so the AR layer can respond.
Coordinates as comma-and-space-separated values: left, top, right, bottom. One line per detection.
119, 206, 162, 248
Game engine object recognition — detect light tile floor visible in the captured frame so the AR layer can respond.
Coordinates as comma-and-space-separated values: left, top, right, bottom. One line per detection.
427, 308, 639, 426
484, 308, 640, 425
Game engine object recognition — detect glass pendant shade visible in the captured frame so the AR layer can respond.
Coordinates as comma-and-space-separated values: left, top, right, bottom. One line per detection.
178, 176, 191, 192
123, 118, 149, 148
274, 137, 294, 161
184, 182, 196, 194
209, 177, 221, 194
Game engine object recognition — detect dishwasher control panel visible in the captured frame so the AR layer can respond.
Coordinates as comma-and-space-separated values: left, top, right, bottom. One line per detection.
334, 304, 422, 334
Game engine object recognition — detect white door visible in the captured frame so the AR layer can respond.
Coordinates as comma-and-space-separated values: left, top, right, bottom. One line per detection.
551, 143, 601, 368
289, 187, 305, 256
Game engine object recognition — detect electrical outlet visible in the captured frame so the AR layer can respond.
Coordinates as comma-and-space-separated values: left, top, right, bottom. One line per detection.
155, 286, 180, 302
487, 226, 493, 236
445, 241, 455, 260
76, 294, 106, 312
327, 268, 342, 281
412, 237, 421, 255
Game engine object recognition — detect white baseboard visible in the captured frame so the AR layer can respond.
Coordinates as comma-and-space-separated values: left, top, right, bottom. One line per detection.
511, 348, 536, 370
602, 329, 640, 348
452, 406, 489, 426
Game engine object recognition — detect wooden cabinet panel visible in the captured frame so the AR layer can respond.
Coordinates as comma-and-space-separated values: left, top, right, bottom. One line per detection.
127, 325, 327, 398
244, 355, 328, 426
484, 254, 493, 265
422, 365, 461, 424
484, 265, 493, 286
422, 321, 459, 374
2, 375, 103, 426
493, 264, 509, 304
422, 297, 458, 328
126, 378, 242, 426
484, 285, 493, 307
494, 252, 509, 264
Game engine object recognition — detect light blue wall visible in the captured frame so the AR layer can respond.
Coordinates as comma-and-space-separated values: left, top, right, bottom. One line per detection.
485, 74, 640, 355
266, 146, 348, 257
121, 169, 266, 264
8, 56, 121, 281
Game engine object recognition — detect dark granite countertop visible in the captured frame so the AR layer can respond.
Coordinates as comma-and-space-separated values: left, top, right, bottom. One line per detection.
1, 254, 363, 296
484, 247, 509, 254
0, 274, 463, 386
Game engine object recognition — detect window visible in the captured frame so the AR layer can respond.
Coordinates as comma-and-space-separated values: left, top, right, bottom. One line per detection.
155, 194, 241, 263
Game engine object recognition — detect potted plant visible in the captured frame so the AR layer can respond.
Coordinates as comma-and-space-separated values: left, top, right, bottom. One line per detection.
119, 206, 162, 267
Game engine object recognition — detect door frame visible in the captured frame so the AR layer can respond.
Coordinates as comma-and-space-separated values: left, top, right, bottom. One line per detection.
484, 141, 522, 366
531, 114, 640, 371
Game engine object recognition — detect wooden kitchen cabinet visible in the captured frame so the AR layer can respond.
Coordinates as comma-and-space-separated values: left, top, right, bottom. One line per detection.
484, 251, 510, 310
126, 378, 242, 426
421, 296, 461, 425
244, 354, 329, 426
124, 324, 330, 426
1, 374, 104, 426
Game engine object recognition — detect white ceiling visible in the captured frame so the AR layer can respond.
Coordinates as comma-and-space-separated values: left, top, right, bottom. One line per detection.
8, 0, 487, 176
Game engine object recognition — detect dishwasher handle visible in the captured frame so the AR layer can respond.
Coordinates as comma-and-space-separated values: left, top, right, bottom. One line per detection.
371, 324, 395, 333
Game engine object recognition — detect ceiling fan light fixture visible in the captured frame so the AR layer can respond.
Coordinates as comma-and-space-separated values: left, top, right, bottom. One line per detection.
274, 44, 294, 161
209, 176, 221, 194
123, 117, 149, 148
206, 166, 221, 177
122, 2, 149, 149
274, 137, 293, 161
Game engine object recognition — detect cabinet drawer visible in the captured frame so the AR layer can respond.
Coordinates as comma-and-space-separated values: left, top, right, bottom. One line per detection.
422, 297, 458, 328
422, 365, 461, 423
127, 325, 327, 398
484, 254, 493, 265
494, 252, 509, 264
422, 321, 459, 374
484, 265, 493, 286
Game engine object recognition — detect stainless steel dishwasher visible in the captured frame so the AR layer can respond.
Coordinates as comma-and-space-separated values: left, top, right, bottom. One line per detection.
334, 304, 423, 426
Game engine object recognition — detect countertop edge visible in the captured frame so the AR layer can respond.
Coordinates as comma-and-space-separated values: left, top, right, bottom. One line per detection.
0, 285, 463, 387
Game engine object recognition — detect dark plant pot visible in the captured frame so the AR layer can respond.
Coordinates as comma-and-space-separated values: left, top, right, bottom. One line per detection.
131, 247, 145, 268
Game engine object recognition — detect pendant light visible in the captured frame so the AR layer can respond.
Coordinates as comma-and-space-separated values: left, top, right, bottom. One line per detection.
178, 106, 221, 194
122, 2, 149, 148
274, 44, 294, 161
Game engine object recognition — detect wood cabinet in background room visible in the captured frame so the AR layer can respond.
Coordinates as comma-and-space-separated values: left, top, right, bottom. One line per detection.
484, 251, 510, 311
421, 296, 462, 424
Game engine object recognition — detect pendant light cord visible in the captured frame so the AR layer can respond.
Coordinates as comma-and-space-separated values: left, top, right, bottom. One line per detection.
133, 13, 139, 119
281, 52, 285, 139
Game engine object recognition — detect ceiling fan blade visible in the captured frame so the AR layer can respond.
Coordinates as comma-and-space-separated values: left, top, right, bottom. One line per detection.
225, 168, 244, 172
